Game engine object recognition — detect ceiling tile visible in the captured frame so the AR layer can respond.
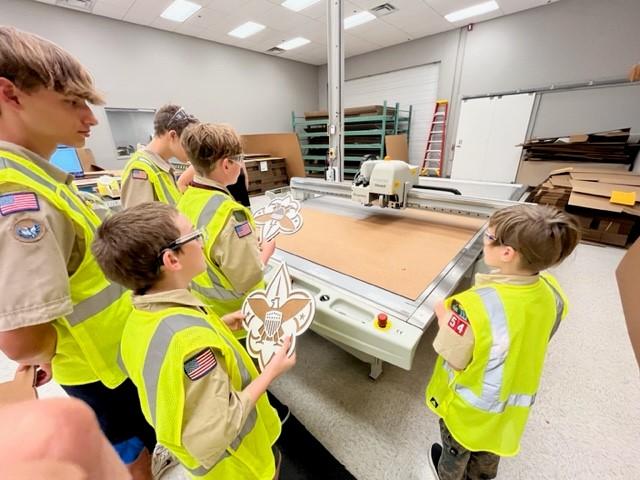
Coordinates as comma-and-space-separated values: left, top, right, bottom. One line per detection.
286, 18, 327, 44
182, 6, 226, 29
381, 3, 450, 37
297, 0, 326, 20
499, 0, 558, 15
92, 2, 130, 19
208, 0, 251, 14
123, 0, 169, 24
150, 16, 181, 31
348, 18, 412, 46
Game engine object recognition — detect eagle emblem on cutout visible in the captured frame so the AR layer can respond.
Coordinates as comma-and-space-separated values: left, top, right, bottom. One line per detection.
242, 263, 315, 371
253, 194, 303, 242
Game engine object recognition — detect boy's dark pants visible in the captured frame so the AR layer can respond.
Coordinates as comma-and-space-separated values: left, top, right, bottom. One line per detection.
438, 419, 500, 480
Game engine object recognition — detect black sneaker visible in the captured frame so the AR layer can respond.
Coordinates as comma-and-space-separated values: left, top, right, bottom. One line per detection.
428, 443, 442, 479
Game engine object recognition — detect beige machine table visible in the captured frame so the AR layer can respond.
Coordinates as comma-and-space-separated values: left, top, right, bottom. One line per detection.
266, 176, 526, 378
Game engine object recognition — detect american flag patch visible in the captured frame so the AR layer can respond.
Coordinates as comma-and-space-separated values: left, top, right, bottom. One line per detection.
132, 169, 148, 180
184, 348, 217, 381
0, 192, 40, 216
234, 221, 252, 238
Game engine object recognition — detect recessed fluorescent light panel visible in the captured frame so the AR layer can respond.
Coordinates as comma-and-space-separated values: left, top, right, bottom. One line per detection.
445, 1, 499, 22
277, 37, 311, 50
281, 0, 321, 12
161, 0, 202, 22
228, 21, 266, 39
344, 11, 376, 30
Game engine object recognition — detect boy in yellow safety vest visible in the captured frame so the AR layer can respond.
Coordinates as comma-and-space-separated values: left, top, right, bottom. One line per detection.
121, 104, 198, 208
93, 202, 294, 479
0, 26, 170, 479
176, 123, 276, 339
425, 204, 580, 480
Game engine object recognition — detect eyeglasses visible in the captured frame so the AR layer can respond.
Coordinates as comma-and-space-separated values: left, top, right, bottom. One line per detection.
166, 107, 196, 130
157, 228, 205, 268
229, 154, 245, 163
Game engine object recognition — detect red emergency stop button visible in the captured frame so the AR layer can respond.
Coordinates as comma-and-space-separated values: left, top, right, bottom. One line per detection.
377, 313, 388, 329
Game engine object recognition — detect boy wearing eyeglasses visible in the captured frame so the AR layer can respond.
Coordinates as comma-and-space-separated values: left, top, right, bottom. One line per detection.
121, 104, 198, 208
425, 204, 580, 480
93, 202, 294, 479
176, 123, 276, 340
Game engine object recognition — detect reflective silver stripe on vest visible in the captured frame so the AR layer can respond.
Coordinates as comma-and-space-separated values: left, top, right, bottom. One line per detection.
540, 276, 564, 340
117, 349, 128, 376
191, 194, 243, 301
66, 282, 126, 326
143, 314, 257, 477
0, 156, 97, 231
447, 287, 536, 413
137, 155, 178, 206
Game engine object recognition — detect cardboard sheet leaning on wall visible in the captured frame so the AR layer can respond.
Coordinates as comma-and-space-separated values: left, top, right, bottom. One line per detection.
616, 237, 640, 370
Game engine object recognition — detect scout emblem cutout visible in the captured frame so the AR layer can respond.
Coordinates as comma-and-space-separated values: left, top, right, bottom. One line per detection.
253, 194, 303, 243
242, 263, 315, 371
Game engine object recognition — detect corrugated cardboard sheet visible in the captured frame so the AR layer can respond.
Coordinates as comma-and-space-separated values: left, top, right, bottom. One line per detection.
275, 207, 484, 300
616, 238, 640, 369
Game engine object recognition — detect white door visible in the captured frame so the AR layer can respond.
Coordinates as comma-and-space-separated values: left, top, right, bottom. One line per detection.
451, 93, 535, 183
344, 64, 440, 165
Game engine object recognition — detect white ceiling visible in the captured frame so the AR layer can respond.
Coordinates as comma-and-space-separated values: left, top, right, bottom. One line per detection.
34, 0, 558, 65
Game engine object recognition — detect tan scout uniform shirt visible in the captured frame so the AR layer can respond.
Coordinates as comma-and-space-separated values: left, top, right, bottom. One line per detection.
0, 141, 85, 331
194, 176, 263, 294
132, 289, 252, 468
433, 272, 540, 370
121, 149, 176, 208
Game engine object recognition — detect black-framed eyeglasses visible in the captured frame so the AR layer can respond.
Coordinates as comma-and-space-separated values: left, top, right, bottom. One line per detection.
156, 228, 205, 268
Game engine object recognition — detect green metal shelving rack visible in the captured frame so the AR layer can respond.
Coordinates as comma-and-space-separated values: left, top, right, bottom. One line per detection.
292, 101, 412, 179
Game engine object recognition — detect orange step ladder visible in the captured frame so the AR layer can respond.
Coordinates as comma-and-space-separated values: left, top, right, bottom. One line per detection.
421, 100, 448, 176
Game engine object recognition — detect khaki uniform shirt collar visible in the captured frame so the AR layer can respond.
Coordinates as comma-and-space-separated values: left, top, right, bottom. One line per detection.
132, 288, 205, 312
193, 175, 231, 195
142, 149, 173, 174
475, 271, 540, 287
0, 140, 73, 185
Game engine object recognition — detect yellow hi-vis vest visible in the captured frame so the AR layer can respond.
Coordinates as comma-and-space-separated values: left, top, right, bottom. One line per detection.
119, 306, 280, 479
0, 149, 130, 387
177, 186, 265, 339
425, 273, 567, 456
122, 150, 181, 205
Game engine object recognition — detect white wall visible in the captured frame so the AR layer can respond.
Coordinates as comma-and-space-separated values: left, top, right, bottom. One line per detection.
318, 0, 640, 175
2, 0, 318, 169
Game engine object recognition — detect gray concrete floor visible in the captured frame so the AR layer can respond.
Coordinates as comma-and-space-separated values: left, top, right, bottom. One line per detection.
1, 242, 638, 480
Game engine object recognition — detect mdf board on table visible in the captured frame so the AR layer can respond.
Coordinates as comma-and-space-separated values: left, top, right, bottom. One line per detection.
276, 207, 485, 300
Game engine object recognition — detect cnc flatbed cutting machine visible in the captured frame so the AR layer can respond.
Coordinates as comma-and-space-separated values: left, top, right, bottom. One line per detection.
268, 161, 527, 378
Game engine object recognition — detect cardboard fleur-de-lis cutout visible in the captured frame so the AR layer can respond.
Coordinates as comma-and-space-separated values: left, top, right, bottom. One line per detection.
253, 194, 303, 243
242, 263, 315, 371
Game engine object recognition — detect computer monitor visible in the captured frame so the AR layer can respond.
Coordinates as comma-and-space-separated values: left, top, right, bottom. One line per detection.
50, 146, 84, 177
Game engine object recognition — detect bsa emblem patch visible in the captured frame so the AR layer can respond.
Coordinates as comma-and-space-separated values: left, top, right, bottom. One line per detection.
14, 218, 45, 243
184, 348, 217, 381
131, 169, 148, 180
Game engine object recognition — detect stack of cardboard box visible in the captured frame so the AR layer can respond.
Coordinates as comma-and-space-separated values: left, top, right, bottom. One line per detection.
244, 154, 289, 197
528, 167, 640, 247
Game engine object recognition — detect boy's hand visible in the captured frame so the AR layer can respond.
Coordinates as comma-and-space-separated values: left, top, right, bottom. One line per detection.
264, 335, 296, 379
221, 311, 245, 331
434, 300, 448, 328
260, 239, 276, 265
